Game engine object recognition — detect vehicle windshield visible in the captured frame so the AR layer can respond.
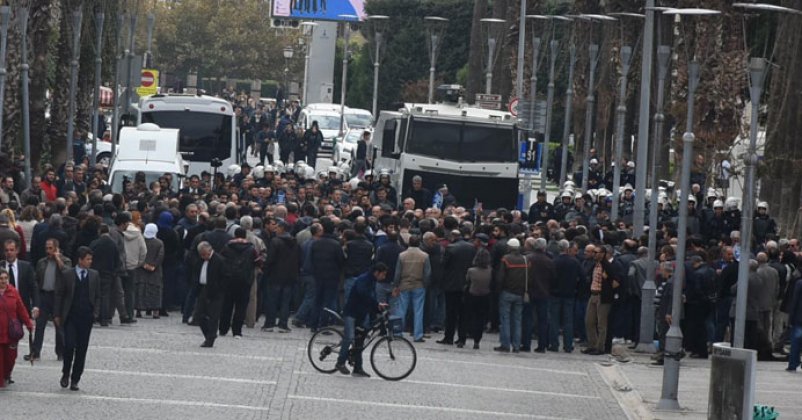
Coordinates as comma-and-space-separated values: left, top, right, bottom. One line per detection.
345, 113, 372, 129
141, 111, 232, 162
405, 118, 517, 163
311, 115, 341, 131
110, 170, 180, 194
343, 131, 364, 144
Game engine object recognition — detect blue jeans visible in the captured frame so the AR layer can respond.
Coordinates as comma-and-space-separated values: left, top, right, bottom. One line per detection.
396, 287, 425, 340
499, 291, 524, 349
309, 280, 339, 330
183, 285, 199, 322
715, 296, 733, 342
425, 286, 445, 330
264, 283, 295, 329
343, 277, 357, 307
788, 325, 802, 371
337, 316, 362, 369
294, 275, 316, 324
549, 297, 574, 351
574, 297, 589, 342
375, 282, 394, 305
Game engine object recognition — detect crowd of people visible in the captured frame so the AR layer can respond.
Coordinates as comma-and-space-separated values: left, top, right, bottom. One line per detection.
1, 96, 801, 389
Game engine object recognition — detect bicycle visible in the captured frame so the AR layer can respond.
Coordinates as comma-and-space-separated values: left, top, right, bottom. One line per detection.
307, 308, 417, 381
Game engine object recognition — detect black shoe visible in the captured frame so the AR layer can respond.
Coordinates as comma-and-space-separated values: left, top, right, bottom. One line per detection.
60, 374, 69, 388
292, 319, 306, 328
534, 348, 546, 353
689, 353, 708, 359
652, 359, 664, 366
564, 348, 574, 353
200, 341, 213, 348
547, 347, 559, 352
23, 354, 39, 362
473, 343, 480, 350
57, 355, 63, 361
69, 382, 79, 391
136, 311, 142, 318
100, 321, 109, 327
335, 363, 350, 375
159, 310, 169, 317
493, 346, 510, 353
414, 338, 426, 343
6, 378, 14, 384
588, 349, 604, 356
352, 369, 371, 378
182, 318, 189, 324
455, 341, 464, 348
519, 347, 531, 352
436, 339, 453, 345
785, 366, 798, 372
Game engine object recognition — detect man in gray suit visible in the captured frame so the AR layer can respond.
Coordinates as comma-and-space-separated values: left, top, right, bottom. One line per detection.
54, 246, 101, 391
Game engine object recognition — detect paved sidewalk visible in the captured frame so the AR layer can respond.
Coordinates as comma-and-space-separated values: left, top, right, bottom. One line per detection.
598, 351, 802, 420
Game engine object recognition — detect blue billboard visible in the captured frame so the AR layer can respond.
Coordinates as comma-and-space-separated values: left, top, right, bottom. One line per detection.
272, 0, 366, 22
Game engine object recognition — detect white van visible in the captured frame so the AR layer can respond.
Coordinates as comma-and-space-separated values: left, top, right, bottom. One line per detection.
108, 123, 187, 194
297, 103, 350, 166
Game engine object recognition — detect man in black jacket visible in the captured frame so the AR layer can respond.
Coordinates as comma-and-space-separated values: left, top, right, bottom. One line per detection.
437, 230, 476, 345
308, 217, 345, 332
89, 225, 120, 327
405, 176, 432, 211
195, 241, 227, 348
549, 240, 583, 353
303, 121, 323, 169
2, 239, 39, 316
343, 221, 374, 299
263, 220, 300, 332
220, 229, 257, 338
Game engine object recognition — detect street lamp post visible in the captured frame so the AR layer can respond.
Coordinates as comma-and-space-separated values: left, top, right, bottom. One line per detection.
338, 15, 358, 137
66, 9, 83, 164
539, 16, 572, 193
90, 9, 106, 165
124, 12, 137, 119
633, 0, 657, 238
657, 8, 720, 411
19, 6, 31, 184
300, 22, 317, 105
480, 18, 506, 95
559, 44, 576, 187
607, 13, 643, 221
525, 15, 544, 153
0, 7, 10, 155
367, 15, 389, 117
111, 13, 126, 159
145, 13, 155, 68
424, 16, 448, 104
636, 42, 671, 355
731, 2, 802, 349
283, 45, 294, 108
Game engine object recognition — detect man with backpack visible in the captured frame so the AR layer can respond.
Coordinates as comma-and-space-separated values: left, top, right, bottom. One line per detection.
219, 228, 258, 338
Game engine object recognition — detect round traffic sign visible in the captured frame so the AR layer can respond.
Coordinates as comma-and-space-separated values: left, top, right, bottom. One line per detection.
509, 97, 519, 116
141, 71, 155, 88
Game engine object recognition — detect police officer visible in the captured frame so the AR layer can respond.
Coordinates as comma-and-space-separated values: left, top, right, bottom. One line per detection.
528, 190, 555, 224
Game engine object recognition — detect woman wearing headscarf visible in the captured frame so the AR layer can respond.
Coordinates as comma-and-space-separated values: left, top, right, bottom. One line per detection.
135, 224, 164, 318
156, 211, 181, 316
0, 267, 34, 387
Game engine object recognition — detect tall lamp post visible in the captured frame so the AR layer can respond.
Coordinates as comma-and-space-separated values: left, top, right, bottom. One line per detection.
633, 0, 657, 238
636, 6, 673, 355
607, 13, 643, 221
65, 9, 83, 164
282, 45, 294, 108
424, 16, 448, 104
577, 14, 617, 192
19, 6, 31, 184
731, 2, 802, 349
90, 8, 105, 165
657, 8, 720, 412
300, 21, 317, 105
0, 6, 10, 155
144, 12, 155, 68
539, 16, 572, 193
480, 18, 507, 95
338, 15, 358, 137
367, 15, 389, 116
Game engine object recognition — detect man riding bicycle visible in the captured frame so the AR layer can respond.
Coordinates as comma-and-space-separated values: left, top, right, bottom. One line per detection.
335, 263, 389, 378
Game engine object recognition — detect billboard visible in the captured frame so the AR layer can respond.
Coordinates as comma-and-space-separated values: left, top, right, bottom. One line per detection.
272, 0, 366, 22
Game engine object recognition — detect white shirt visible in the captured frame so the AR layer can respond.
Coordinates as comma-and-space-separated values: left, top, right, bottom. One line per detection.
199, 260, 209, 285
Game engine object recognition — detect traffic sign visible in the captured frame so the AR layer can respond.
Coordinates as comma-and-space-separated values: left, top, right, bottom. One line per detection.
477, 101, 502, 110
475, 93, 502, 103
509, 97, 519, 116
136, 69, 159, 97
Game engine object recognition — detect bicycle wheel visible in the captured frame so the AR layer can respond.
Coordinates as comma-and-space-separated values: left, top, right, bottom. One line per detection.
370, 336, 417, 381
307, 327, 344, 373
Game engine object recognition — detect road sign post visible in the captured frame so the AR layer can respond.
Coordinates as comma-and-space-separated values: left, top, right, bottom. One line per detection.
136, 68, 159, 97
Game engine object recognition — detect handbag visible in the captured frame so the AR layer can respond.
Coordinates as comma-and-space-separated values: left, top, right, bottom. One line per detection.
2, 293, 24, 341
523, 258, 530, 304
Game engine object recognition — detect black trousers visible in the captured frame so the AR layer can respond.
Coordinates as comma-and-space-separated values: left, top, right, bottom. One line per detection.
443, 291, 466, 343
98, 271, 114, 321
33, 291, 64, 358
197, 287, 223, 344
463, 294, 490, 344
219, 280, 251, 336
62, 313, 93, 383
684, 302, 710, 357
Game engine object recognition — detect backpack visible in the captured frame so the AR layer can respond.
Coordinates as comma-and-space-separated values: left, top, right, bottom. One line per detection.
224, 245, 255, 285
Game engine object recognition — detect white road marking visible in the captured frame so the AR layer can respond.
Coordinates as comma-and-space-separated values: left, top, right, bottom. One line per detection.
3, 391, 271, 412
287, 395, 582, 419
417, 356, 588, 376
17, 365, 277, 385
89, 345, 284, 361
292, 370, 599, 400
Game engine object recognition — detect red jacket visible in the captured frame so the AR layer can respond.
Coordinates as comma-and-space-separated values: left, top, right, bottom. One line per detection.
0, 284, 33, 344
40, 180, 57, 202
